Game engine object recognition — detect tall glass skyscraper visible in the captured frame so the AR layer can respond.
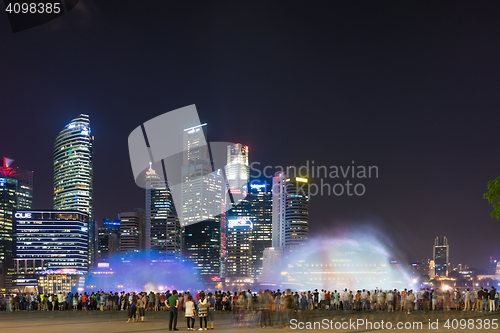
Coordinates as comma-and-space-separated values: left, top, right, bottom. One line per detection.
53, 114, 93, 215
145, 163, 179, 256
0, 176, 17, 291
119, 209, 145, 255
181, 124, 223, 225
272, 167, 309, 252
0, 158, 33, 290
248, 182, 272, 279
433, 236, 449, 277
53, 114, 93, 266
181, 219, 221, 284
225, 144, 249, 194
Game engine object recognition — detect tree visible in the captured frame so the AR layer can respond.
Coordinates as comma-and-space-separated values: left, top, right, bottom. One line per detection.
484, 176, 500, 220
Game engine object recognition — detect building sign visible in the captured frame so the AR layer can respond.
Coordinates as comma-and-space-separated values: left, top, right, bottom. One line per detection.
250, 183, 266, 190
228, 218, 253, 229
15, 212, 32, 219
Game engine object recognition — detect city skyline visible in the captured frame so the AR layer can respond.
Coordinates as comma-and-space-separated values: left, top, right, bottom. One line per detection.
1, 1, 500, 271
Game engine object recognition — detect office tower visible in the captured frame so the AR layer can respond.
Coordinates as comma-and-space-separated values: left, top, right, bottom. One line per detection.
151, 213, 181, 257
98, 219, 120, 263
53, 114, 93, 214
102, 218, 121, 236
14, 210, 90, 274
145, 163, 179, 256
181, 124, 223, 225
429, 260, 435, 279
433, 236, 449, 277
53, 114, 94, 266
0, 157, 33, 210
248, 182, 272, 279
181, 219, 221, 284
225, 144, 249, 194
164, 215, 181, 256
226, 217, 253, 284
0, 174, 17, 291
272, 167, 309, 252
119, 209, 145, 255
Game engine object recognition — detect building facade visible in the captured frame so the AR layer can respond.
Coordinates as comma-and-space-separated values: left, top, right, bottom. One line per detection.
53, 114, 94, 266
14, 210, 90, 275
119, 209, 145, 255
181, 219, 221, 284
0, 175, 17, 291
226, 217, 253, 283
225, 143, 249, 194
181, 124, 223, 226
248, 182, 273, 279
272, 168, 309, 252
433, 236, 449, 278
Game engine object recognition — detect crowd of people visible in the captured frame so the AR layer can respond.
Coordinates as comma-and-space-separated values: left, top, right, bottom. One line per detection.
0, 286, 499, 330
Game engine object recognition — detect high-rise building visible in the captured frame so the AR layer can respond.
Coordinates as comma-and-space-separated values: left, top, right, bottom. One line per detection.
181, 219, 221, 284
433, 236, 449, 277
145, 163, 179, 257
0, 157, 33, 210
102, 219, 121, 236
248, 182, 273, 279
14, 210, 90, 275
225, 144, 249, 194
53, 114, 94, 265
119, 209, 145, 255
272, 167, 309, 252
0, 174, 17, 291
226, 217, 253, 283
181, 124, 223, 226
98, 219, 120, 263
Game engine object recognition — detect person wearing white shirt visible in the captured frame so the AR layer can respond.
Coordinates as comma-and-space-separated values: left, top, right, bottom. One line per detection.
464, 289, 471, 311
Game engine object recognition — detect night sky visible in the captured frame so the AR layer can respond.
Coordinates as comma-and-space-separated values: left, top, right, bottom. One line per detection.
1, 1, 500, 270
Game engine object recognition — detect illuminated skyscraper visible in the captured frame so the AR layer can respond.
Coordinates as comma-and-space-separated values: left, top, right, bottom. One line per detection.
98, 219, 120, 263
53, 114, 93, 265
53, 114, 93, 215
272, 167, 309, 252
181, 219, 221, 284
226, 218, 253, 283
145, 162, 177, 254
433, 236, 449, 277
248, 182, 272, 279
0, 174, 16, 290
14, 210, 90, 274
0, 157, 33, 210
225, 144, 249, 194
181, 124, 223, 226
119, 209, 145, 255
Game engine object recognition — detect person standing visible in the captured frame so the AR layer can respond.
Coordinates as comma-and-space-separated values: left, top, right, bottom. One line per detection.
481, 287, 489, 312
360, 289, 367, 311
126, 292, 137, 323
207, 292, 215, 329
489, 287, 496, 312
431, 289, 438, 311
168, 290, 180, 331
198, 292, 208, 330
406, 290, 415, 314
185, 295, 196, 331
138, 294, 146, 322
464, 289, 471, 311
